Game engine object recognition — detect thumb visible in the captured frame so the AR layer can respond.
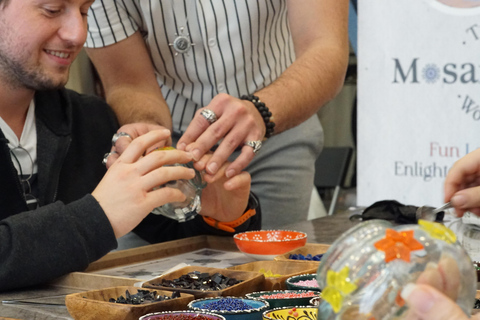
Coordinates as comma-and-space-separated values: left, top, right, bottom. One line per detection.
451, 186, 480, 216
401, 283, 469, 320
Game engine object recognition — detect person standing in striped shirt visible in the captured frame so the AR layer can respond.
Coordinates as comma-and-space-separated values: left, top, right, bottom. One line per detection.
85, 0, 349, 230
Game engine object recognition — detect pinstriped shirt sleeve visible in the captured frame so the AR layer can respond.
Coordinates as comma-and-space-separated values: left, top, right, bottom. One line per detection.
86, 0, 140, 48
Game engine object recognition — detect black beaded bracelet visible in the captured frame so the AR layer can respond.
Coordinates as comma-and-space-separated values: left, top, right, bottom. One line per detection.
240, 94, 275, 138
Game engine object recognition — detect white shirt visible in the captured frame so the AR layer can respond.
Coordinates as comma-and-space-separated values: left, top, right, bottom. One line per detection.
86, 0, 295, 133
0, 100, 39, 208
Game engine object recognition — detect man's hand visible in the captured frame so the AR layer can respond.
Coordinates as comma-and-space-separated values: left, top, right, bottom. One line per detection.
197, 154, 251, 223
104, 123, 171, 168
402, 254, 474, 320
177, 93, 265, 180
93, 129, 195, 238
444, 148, 480, 217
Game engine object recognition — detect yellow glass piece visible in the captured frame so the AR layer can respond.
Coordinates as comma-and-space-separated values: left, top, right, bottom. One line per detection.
156, 146, 176, 151
259, 268, 282, 278
418, 219, 457, 244
322, 267, 357, 313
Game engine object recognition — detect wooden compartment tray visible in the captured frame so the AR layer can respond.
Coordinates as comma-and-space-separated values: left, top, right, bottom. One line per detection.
65, 286, 194, 320
227, 260, 319, 290
274, 243, 330, 262
51, 235, 242, 290
142, 265, 264, 298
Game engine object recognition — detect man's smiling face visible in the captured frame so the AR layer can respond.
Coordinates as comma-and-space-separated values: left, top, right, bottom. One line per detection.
0, 0, 93, 90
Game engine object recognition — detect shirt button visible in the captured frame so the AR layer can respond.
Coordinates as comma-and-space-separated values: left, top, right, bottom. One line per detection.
208, 38, 216, 47
217, 83, 225, 91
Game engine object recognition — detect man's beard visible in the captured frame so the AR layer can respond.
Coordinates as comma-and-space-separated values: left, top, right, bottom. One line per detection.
0, 54, 67, 91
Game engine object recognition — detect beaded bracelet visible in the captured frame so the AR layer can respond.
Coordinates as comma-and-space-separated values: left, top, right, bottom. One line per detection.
240, 94, 275, 138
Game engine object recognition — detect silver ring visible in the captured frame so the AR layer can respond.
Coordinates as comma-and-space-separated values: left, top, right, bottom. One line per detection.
200, 108, 217, 125
244, 140, 262, 154
102, 151, 117, 166
111, 132, 132, 147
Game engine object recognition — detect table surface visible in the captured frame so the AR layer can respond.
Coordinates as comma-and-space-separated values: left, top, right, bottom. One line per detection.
0, 211, 390, 319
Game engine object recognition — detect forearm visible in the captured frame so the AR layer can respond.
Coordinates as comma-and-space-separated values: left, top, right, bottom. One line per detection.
105, 86, 172, 130
0, 196, 116, 291
85, 32, 172, 129
256, 42, 348, 133
254, 0, 350, 134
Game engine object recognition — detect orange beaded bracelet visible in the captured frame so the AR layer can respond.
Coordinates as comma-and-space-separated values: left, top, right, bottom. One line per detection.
203, 208, 257, 233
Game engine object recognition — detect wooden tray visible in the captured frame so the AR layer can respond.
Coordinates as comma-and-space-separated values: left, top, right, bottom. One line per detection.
274, 243, 330, 262
227, 260, 319, 290
65, 286, 194, 320
142, 265, 264, 298
50, 235, 240, 290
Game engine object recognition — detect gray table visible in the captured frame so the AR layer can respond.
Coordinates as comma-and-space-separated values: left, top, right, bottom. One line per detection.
0, 211, 359, 319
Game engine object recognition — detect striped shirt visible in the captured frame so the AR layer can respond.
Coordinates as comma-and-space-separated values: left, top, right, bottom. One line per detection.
86, 0, 295, 133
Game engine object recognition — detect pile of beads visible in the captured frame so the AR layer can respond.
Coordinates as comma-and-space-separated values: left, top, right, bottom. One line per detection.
109, 289, 180, 305
258, 291, 317, 299
152, 271, 242, 291
289, 253, 323, 261
292, 279, 319, 288
202, 297, 255, 311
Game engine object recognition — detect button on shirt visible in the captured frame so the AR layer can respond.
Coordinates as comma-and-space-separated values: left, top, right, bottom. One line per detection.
86, 0, 295, 133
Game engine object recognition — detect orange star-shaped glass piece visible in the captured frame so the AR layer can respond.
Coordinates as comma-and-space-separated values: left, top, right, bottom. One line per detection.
374, 229, 424, 263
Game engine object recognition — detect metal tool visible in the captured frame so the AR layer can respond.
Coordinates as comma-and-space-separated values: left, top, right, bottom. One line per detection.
416, 202, 453, 221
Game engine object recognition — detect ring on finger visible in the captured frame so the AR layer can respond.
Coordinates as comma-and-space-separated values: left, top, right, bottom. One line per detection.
200, 108, 218, 125
102, 151, 118, 166
112, 132, 132, 147
244, 140, 262, 154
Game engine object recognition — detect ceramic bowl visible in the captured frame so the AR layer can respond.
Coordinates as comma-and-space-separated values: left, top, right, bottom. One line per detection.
233, 230, 307, 260
188, 296, 269, 320
285, 274, 320, 291
262, 306, 318, 320
309, 296, 321, 307
139, 310, 226, 320
65, 286, 194, 320
246, 290, 319, 309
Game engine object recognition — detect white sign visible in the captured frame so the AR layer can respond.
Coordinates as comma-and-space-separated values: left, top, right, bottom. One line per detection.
357, 0, 480, 207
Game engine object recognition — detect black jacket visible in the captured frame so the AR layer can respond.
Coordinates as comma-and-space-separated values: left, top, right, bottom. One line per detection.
0, 88, 260, 292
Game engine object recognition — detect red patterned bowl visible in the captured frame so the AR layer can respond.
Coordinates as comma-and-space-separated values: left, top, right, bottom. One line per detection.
234, 230, 307, 260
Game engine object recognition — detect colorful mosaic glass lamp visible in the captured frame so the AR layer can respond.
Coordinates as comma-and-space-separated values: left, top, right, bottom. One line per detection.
316, 219, 476, 319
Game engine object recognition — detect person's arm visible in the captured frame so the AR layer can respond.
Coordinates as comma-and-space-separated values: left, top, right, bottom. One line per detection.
0, 131, 196, 291
178, 0, 350, 177
444, 148, 480, 216
85, 32, 172, 130
257, 0, 350, 132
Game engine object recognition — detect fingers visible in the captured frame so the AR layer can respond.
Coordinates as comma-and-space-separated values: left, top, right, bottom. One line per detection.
416, 254, 460, 301
401, 284, 470, 320
116, 129, 171, 164
113, 123, 171, 155
103, 150, 119, 169
444, 148, 480, 201
450, 187, 480, 217
223, 145, 257, 178
135, 148, 194, 177
142, 164, 195, 192
177, 94, 264, 177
